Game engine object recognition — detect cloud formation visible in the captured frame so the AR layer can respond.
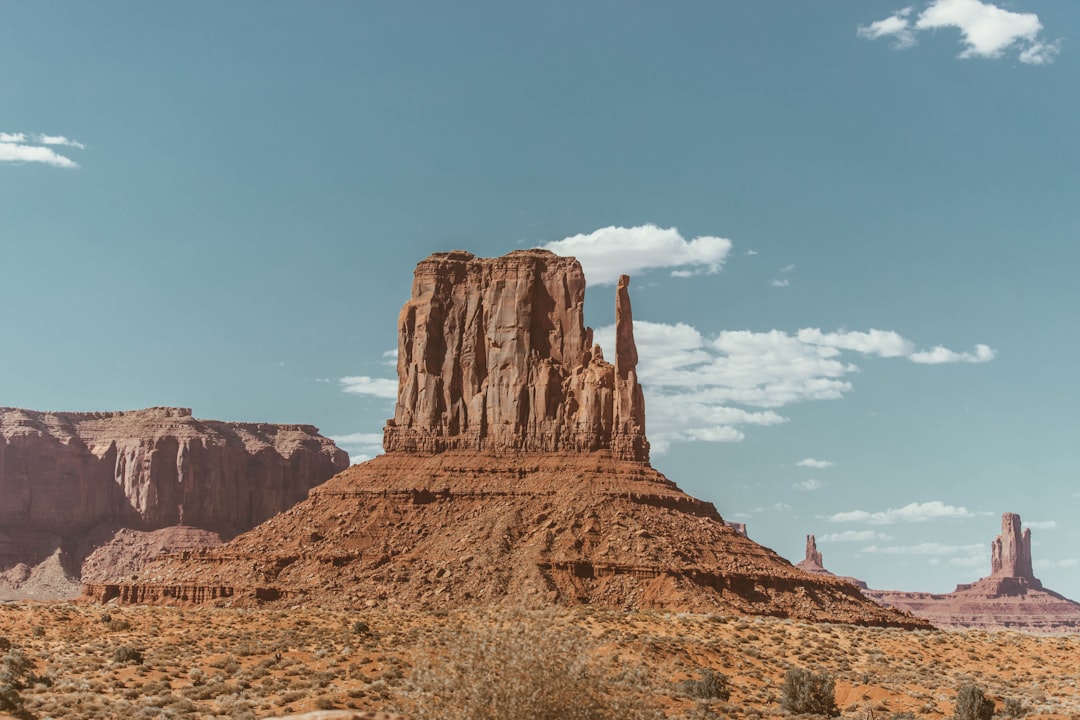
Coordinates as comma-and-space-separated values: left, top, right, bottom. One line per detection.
593, 321, 993, 453
858, 0, 1060, 65
795, 478, 823, 492
339, 376, 398, 399
0, 131, 85, 168
1025, 520, 1057, 530
862, 541, 984, 555
541, 224, 732, 286
797, 458, 834, 469
818, 530, 893, 542
326, 432, 384, 464
829, 500, 982, 524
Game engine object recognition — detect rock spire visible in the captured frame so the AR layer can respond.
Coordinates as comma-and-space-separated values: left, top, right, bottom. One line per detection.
797, 535, 825, 573
991, 512, 1038, 584
383, 249, 649, 461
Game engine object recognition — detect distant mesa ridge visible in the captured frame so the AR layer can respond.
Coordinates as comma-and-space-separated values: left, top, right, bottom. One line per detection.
0, 405, 348, 600
85, 249, 926, 628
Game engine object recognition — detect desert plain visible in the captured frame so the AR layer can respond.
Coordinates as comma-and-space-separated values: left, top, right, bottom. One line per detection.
2, 601, 1079, 720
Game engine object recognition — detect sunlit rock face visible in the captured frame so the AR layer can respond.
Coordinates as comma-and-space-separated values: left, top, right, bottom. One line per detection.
384, 249, 649, 461
0, 406, 347, 599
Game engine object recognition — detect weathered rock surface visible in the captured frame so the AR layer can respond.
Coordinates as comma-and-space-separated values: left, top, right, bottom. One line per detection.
794, 534, 868, 589
865, 513, 1080, 632
0, 407, 347, 599
90, 250, 925, 628
385, 250, 648, 461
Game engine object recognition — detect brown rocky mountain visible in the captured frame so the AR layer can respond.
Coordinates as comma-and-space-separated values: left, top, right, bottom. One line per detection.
865, 513, 1080, 632
88, 249, 925, 628
794, 535, 867, 589
0, 406, 348, 599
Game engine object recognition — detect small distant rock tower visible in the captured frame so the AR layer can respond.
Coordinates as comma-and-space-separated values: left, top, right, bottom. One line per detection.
989, 512, 1042, 590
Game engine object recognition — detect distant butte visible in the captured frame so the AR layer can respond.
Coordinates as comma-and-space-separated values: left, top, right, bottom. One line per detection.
864, 513, 1080, 632
88, 249, 925, 628
795, 534, 868, 589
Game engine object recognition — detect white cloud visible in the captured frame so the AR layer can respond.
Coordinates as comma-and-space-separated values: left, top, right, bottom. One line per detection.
745, 250, 759, 256
37, 134, 87, 149
830, 500, 980, 524
859, 0, 1060, 64
1035, 558, 1079, 570
594, 320, 992, 453
541, 224, 732, 286
797, 328, 914, 358
327, 431, 384, 465
780, 264, 797, 273
795, 478, 823, 492
0, 131, 85, 168
797, 458, 834, 469
909, 344, 995, 364
770, 278, 790, 288
752, 502, 792, 513
857, 7, 918, 48
1025, 520, 1057, 530
339, 376, 398, 399
862, 542, 984, 555
818, 530, 893, 542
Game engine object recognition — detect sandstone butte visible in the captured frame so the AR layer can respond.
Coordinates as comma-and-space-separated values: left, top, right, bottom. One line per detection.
864, 512, 1080, 632
0, 406, 348, 600
86, 249, 926, 628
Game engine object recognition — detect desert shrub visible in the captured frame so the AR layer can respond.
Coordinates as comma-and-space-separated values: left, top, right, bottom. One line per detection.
954, 684, 994, 720
681, 668, 731, 700
780, 667, 838, 716
112, 646, 144, 665
1002, 697, 1026, 718
404, 613, 660, 720
108, 619, 132, 632
31, 627, 44, 638
0, 649, 35, 720
0, 637, 9, 652
351, 620, 371, 635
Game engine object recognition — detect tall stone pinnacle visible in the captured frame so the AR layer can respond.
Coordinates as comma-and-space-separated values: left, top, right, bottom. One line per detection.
796, 534, 826, 573
384, 249, 649, 461
990, 512, 1038, 584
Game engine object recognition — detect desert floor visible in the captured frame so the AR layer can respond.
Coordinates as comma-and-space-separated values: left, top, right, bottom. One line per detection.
1, 601, 1078, 720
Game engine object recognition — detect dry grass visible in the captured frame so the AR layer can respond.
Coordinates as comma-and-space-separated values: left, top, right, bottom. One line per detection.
0, 602, 1078, 720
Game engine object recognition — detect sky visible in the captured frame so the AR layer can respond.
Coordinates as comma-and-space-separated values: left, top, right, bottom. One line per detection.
3, 1, 1079, 598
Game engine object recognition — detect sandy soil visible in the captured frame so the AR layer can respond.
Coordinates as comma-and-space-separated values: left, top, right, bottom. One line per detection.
1, 601, 1077, 720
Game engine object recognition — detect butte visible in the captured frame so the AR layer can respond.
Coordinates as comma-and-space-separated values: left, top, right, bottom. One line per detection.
87, 249, 924, 627
865, 512, 1080, 632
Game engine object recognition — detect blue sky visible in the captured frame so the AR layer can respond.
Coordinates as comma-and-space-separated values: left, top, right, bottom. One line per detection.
3, 1, 1078, 597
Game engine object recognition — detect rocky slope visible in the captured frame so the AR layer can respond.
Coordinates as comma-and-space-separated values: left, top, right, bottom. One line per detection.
0, 407, 348, 599
89, 249, 925, 628
865, 513, 1080, 632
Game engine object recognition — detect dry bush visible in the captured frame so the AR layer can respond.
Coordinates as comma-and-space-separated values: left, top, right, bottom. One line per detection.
403, 612, 660, 720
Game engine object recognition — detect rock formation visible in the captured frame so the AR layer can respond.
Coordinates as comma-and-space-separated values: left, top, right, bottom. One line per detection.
90, 249, 926, 628
384, 251, 648, 460
0, 407, 347, 599
795, 534, 867, 589
864, 513, 1080, 632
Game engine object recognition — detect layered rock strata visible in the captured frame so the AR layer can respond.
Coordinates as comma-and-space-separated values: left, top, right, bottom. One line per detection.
384, 250, 648, 461
91, 250, 925, 628
0, 407, 347, 599
865, 513, 1080, 632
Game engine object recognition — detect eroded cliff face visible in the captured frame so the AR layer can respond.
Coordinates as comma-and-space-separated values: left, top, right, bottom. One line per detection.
990, 512, 1038, 587
0, 406, 348, 599
0, 406, 348, 533
383, 250, 649, 461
